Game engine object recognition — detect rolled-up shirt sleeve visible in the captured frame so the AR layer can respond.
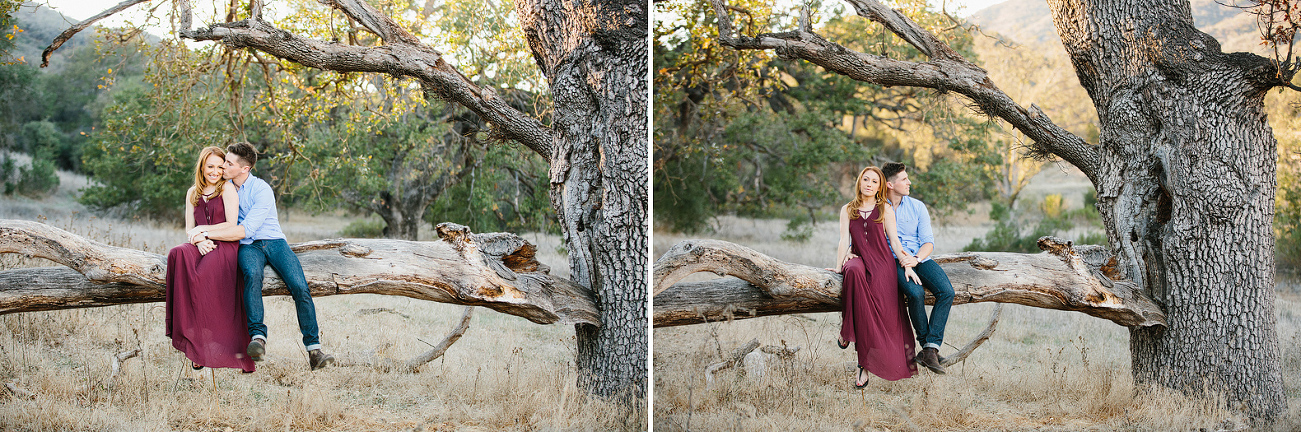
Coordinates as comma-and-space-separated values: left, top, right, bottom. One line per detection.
917, 201, 935, 247
240, 183, 274, 238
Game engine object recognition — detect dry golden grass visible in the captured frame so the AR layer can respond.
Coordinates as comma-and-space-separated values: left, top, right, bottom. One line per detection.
653, 216, 1301, 431
0, 182, 645, 431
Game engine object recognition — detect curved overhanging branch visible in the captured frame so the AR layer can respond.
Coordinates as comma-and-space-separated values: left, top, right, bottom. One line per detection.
180, 19, 552, 159
0, 220, 597, 326
652, 237, 1166, 328
39, 0, 151, 68
708, 0, 1099, 180
41, 0, 554, 160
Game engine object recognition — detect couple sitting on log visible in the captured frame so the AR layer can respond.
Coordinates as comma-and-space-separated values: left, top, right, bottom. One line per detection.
829, 162, 955, 388
164, 143, 335, 373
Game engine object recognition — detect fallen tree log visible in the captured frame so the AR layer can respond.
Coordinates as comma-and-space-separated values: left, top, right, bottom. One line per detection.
0, 219, 597, 326
653, 237, 1166, 328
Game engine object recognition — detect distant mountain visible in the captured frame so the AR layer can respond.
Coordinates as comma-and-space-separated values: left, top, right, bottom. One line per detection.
968, 0, 1266, 54
8, 4, 93, 70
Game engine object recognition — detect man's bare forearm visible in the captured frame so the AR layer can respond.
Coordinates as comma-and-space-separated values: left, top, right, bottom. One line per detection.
205, 224, 246, 242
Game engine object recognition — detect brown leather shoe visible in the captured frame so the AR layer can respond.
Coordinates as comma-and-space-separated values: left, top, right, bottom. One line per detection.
917, 347, 947, 374
308, 349, 335, 371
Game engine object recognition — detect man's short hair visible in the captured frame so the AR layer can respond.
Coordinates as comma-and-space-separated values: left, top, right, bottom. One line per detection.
227, 142, 259, 167
882, 162, 907, 181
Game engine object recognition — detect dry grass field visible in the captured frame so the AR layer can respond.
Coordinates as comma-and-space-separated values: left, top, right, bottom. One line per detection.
0, 171, 645, 431
652, 168, 1301, 431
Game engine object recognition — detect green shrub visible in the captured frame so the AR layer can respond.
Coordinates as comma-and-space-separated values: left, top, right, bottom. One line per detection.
340, 219, 387, 238
0, 152, 58, 197
965, 192, 1106, 253
780, 214, 814, 243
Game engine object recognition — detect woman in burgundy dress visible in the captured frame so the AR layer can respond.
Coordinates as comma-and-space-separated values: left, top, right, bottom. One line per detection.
831, 166, 920, 387
165, 146, 254, 372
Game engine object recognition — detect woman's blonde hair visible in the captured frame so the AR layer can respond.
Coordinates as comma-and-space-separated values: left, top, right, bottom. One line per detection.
190, 146, 227, 207
847, 165, 886, 223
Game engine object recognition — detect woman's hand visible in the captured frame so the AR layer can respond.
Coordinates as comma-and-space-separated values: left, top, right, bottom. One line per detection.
904, 267, 922, 285
827, 254, 858, 273
195, 239, 216, 255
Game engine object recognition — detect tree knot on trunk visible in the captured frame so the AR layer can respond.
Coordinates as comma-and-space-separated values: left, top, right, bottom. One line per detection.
435, 222, 475, 253
1037, 235, 1075, 258
339, 244, 373, 258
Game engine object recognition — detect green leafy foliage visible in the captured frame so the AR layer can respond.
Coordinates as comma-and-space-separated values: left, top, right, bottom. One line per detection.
79, 56, 233, 219
1271, 91, 1301, 269
0, 152, 58, 196
75, 0, 552, 238
339, 219, 387, 238
654, 0, 999, 233
964, 192, 1104, 252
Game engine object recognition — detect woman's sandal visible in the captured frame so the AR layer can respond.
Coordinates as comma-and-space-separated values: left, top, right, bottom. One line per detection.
191, 362, 204, 371
855, 366, 870, 389
837, 337, 849, 350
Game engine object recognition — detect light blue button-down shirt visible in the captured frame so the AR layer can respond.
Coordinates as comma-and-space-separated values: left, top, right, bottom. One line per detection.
888, 195, 935, 263
233, 174, 286, 245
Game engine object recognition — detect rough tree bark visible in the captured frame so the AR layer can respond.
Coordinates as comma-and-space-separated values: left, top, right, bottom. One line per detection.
41, 0, 647, 399
705, 0, 1292, 419
515, 0, 649, 398
0, 219, 598, 326
1045, 0, 1289, 417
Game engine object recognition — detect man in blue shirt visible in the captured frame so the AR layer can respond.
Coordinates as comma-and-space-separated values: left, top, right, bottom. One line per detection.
882, 162, 954, 374
206, 142, 334, 371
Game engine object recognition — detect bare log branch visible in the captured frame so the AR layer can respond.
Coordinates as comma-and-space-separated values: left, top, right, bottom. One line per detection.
940, 303, 1001, 367
652, 238, 1166, 328
40, 0, 151, 68
405, 305, 473, 372
3, 382, 34, 400
842, 0, 958, 60
707, 0, 1100, 179
179, 0, 192, 32
110, 349, 141, 378
705, 338, 759, 388
0, 220, 597, 326
317, 0, 421, 44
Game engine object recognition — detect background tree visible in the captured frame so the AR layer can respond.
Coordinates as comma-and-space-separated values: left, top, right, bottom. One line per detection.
75, 0, 553, 240
654, 0, 1001, 235
700, 0, 1295, 420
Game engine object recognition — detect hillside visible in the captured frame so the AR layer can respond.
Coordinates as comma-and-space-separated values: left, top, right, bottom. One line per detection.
968, 0, 1265, 54
7, 4, 90, 70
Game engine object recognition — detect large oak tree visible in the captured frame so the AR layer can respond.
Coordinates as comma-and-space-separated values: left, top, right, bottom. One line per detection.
680, 0, 1293, 421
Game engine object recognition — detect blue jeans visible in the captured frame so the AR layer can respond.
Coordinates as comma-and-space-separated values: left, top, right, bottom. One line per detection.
897, 259, 954, 349
239, 239, 321, 351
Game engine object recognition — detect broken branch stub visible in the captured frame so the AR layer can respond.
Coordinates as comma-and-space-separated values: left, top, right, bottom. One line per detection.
653, 237, 1166, 328
0, 220, 597, 326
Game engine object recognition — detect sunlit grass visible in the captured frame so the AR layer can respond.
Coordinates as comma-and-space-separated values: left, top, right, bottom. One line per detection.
654, 216, 1301, 431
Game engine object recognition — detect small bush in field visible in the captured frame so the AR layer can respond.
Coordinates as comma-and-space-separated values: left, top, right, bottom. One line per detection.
340, 219, 386, 238
1, 152, 59, 197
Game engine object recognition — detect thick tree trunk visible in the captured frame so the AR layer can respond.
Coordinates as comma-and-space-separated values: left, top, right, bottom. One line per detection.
375, 192, 421, 241
1048, 0, 1287, 418
515, 0, 649, 398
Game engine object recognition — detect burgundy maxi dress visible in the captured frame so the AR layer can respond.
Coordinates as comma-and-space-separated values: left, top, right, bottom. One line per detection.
165, 193, 255, 372
840, 206, 916, 381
